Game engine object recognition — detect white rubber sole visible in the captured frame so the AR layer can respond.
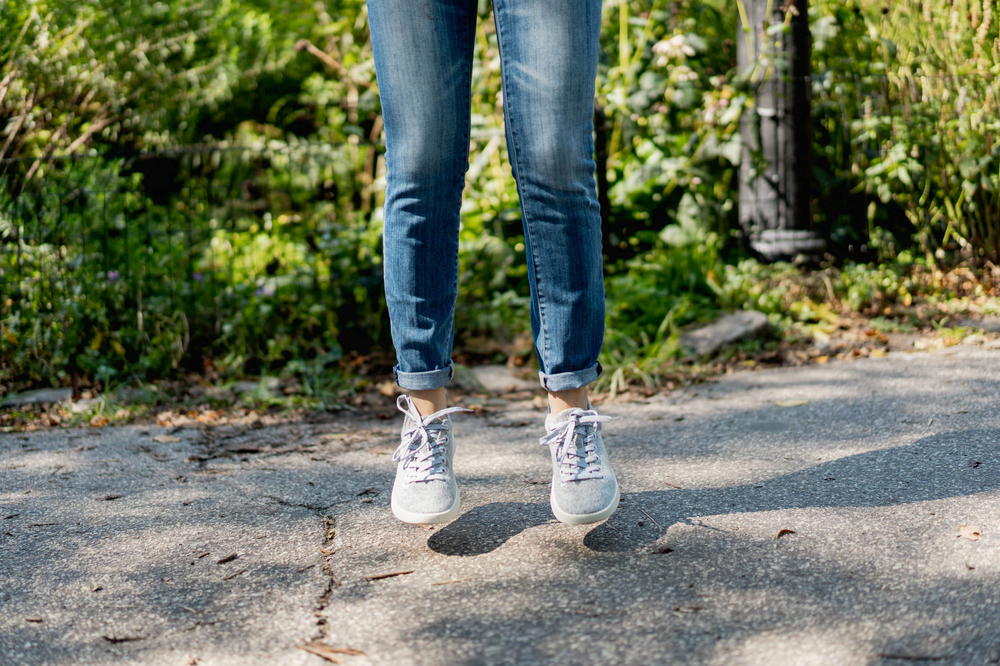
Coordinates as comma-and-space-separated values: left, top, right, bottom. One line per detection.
390, 489, 461, 525
550, 483, 621, 525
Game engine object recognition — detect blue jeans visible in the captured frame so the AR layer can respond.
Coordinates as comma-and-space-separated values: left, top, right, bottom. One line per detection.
368, 0, 605, 392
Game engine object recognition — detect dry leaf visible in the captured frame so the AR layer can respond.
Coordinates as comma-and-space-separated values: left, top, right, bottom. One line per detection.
775, 528, 796, 539
958, 524, 982, 541
870, 348, 889, 358
152, 434, 180, 443
89, 415, 110, 427
155, 410, 178, 426
774, 400, 809, 407
196, 410, 221, 424
814, 355, 830, 364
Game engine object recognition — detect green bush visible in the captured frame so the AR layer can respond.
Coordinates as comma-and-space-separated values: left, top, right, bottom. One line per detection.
810, 0, 1000, 264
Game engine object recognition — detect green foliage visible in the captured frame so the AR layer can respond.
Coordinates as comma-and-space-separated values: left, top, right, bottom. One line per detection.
598, 0, 742, 257
0, 148, 384, 395
809, 0, 1000, 263
600, 233, 724, 390
2, 0, 997, 397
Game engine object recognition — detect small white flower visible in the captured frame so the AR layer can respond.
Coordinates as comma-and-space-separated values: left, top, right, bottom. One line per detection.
652, 35, 696, 63
673, 65, 698, 82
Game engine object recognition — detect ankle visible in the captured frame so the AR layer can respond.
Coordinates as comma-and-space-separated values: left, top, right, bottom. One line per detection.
406, 388, 448, 416
547, 387, 589, 414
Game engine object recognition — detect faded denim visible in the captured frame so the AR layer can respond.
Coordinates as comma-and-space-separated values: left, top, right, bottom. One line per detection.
367, 0, 605, 392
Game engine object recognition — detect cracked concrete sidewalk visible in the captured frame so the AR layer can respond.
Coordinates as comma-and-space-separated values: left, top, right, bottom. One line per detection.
2, 345, 1000, 665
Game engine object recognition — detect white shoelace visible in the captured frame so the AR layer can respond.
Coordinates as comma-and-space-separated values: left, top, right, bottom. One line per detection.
540, 409, 613, 483
392, 394, 470, 483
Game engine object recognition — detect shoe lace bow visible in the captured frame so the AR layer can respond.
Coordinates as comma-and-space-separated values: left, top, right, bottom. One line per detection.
393, 394, 470, 482
539, 409, 612, 482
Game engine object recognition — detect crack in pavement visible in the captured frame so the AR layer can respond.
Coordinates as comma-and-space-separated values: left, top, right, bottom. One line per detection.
309, 516, 340, 643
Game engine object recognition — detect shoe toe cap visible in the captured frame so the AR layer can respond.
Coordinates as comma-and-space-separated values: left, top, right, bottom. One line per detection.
553, 475, 619, 516
393, 479, 457, 514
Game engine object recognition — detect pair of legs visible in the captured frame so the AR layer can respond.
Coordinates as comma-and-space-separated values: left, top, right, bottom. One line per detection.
367, 0, 606, 402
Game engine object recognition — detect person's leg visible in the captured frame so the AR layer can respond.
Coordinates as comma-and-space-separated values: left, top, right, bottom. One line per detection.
367, 0, 478, 524
493, 0, 618, 525
367, 0, 478, 415
490, 0, 606, 411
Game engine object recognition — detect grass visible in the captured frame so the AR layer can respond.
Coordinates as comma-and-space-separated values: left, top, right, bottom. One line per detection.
3, 258, 999, 432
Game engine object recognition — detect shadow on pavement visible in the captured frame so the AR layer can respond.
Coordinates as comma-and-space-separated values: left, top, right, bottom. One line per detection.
584, 428, 1000, 552
427, 501, 551, 556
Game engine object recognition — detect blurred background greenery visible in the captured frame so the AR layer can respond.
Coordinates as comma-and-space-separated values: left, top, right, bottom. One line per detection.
1, 0, 998, 407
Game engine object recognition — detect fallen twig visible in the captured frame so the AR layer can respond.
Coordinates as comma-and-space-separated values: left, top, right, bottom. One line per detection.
365, 570, 414, 582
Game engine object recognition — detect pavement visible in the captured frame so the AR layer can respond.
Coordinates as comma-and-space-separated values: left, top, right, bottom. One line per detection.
2, 345, 1000, 665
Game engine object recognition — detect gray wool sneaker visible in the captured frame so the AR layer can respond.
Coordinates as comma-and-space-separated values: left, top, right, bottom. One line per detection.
541, 405, 620, 525
390, 394, 470, 524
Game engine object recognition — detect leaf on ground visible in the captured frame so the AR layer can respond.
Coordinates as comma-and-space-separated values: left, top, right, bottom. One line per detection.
102, 494, 123, 501
958, 524, 982, 541
24, 617, 43, 623
195, 410, 221, 424
153, 434, 180, 443
774, 400, 809, 407
775, 528, 796, 539
216, 553, 239, 564
298, 641, 366, 662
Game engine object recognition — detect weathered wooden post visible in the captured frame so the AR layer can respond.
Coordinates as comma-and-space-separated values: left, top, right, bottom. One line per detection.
737, 0, 824, 260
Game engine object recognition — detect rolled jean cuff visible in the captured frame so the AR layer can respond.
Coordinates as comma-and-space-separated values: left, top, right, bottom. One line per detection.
393, 363, 454, 391
538, 362, 602, 392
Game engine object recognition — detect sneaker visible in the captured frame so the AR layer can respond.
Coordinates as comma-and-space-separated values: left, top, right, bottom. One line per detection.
390, 394, 470, 524
540, 406, 620, 525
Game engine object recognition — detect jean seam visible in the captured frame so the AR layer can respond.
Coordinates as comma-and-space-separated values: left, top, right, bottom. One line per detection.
493, 2, 552, 372
445, 5, 476, 365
